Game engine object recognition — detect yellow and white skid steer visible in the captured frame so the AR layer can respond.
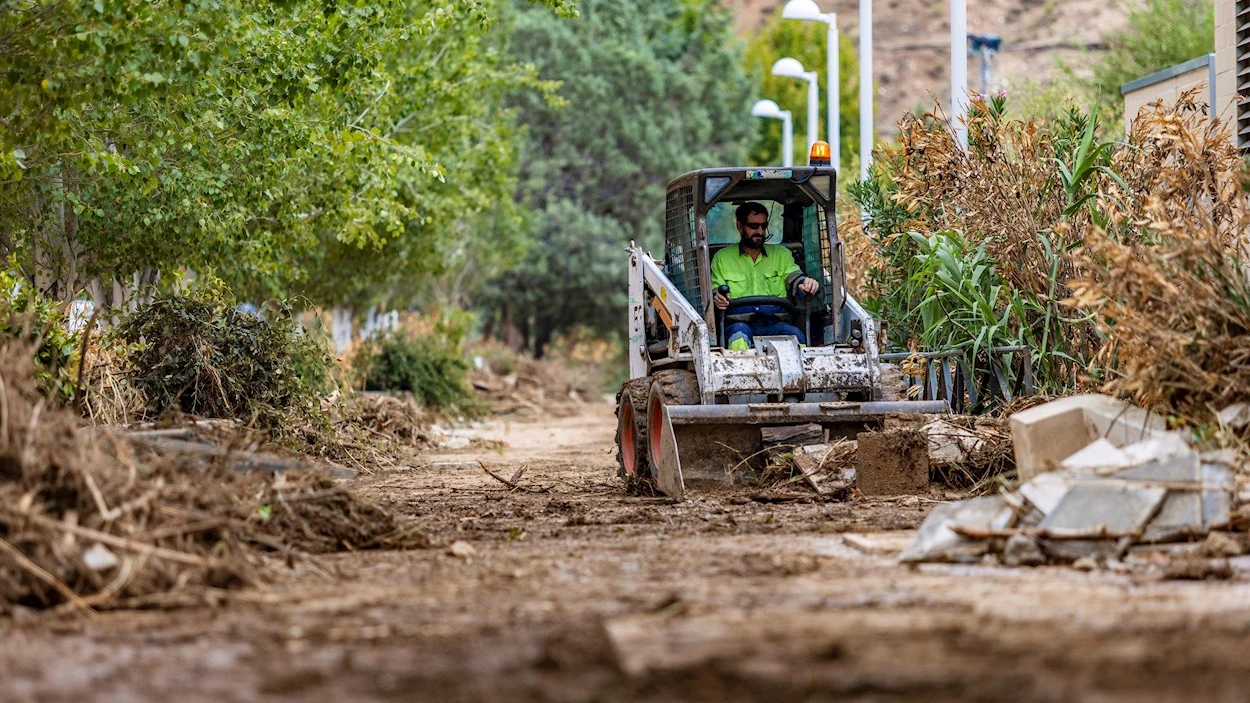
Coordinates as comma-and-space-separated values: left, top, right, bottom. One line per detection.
617, 143, 948, 499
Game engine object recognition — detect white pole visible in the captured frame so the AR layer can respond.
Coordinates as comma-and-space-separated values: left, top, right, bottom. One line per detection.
827, 17, 840, 173
858, 0, 872, 181
951, 0, 968, 150
806, 74, 819, 160
781, 111, 794, 167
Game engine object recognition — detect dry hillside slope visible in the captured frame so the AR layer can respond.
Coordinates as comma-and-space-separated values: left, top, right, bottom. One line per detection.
731, 0, 1130, 137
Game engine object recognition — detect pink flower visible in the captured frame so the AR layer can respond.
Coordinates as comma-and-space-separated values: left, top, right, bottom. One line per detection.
996, 88, 1008, 99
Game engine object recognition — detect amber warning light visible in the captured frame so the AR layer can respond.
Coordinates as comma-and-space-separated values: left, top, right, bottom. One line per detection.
808, 140, 831, 167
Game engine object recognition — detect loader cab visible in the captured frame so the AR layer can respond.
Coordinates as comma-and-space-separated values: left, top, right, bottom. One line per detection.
661, 165, 847, 348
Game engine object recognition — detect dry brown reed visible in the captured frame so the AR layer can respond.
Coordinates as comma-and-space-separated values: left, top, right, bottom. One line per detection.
1067, 89, 1250, 424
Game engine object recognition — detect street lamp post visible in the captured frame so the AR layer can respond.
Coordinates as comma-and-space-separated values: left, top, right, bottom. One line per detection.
780, 0, 839, 174
751, 99, 794, 167
771, 57, 818, 163
951, 0, 968, 150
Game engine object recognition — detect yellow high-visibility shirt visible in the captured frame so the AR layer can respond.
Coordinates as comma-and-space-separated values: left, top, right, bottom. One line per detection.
710, 243, 800, 299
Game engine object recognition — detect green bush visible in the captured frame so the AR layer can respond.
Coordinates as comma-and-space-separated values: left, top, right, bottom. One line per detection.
354, 320, 482, 418
115, 281, 335, 428
0, 269, 81, 404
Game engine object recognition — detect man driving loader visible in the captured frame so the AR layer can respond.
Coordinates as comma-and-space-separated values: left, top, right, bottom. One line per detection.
710, 201, 820, 350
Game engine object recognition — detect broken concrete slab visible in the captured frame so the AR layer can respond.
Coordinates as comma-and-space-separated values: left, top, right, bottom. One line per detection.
1060, 438, 1131, 473
1037, 483, 1166, 560
899, 495, 1016, 563
1113, 451, 1200, 483
1119, 433, 1193, 467
1018, 472, 1073, 517
857, 428, 929, 497
1009, 394, 1169, 481
1141, 492, 1205, 543
1038, 484, 1167, 537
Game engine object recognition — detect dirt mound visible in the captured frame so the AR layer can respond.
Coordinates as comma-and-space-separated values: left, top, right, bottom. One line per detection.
471, 357, 588, 415
0, 345, 425, 615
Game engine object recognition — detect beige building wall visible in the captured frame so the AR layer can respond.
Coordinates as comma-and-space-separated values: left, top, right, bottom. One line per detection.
1125, 1, 1243, 143
1124, 61, 1214, 122
1216, 0, 1238, 123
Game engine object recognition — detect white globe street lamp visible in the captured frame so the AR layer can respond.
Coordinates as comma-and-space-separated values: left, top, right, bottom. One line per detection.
751, 99, 794, 167
780, 0, 839, 174
771, 57, 818, 164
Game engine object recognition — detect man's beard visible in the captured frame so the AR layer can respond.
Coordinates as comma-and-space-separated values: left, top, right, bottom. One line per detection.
744, 233, 765, 248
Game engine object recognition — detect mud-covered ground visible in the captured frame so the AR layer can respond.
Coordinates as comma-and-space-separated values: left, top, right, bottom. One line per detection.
5, 403, 1250, 702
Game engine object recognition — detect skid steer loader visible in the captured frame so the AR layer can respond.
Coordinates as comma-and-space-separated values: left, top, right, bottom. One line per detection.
617, 142, 948, 499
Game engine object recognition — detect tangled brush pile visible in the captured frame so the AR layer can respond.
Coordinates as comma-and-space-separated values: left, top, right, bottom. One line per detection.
0, 343, 423, 615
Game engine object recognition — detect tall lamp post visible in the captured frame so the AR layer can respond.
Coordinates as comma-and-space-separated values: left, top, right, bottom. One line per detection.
779, 0, 839, 174
951, 0, 968, 150
751, 99, 794, 167
771, 57, 818, 163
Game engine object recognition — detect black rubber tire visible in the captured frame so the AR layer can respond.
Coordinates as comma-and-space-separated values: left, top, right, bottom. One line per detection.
615, 377, 653, 481
614, 369, 699, 488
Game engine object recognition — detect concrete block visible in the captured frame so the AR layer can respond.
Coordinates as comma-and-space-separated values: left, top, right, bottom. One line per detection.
898, 495, 1015, 563
1008, 394, 1168, 481
856, 428, 929, 496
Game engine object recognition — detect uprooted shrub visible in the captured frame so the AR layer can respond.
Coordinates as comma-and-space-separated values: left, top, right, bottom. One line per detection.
113, 283, 335, 429
0, 343, 423, 614
353, 317, 483, 418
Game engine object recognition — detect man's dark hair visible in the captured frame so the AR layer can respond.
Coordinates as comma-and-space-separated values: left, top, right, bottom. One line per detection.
735, 201, 769, 225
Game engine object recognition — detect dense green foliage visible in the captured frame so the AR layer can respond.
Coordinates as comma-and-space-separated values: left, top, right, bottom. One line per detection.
0, 0, 569, 314
0, 270, 82, 403
743, 7, 859, 171
1088, 0, 1213, 123
477, 0, 755, 356
353, 319, 482, 416
115, 282, 335, 427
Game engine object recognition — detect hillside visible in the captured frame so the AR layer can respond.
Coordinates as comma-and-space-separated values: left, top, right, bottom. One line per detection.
730, 0, 1130, 137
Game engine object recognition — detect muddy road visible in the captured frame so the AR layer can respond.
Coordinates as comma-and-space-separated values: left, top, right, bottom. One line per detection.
5, 402, 1250, 702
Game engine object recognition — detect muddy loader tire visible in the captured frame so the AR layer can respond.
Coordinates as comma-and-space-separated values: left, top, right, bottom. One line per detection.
615, 370, 699, 490
615, 377, 653, 482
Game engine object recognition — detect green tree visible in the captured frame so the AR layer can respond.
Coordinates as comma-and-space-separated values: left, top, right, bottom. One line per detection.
744, 8, 859, 172
479, 0, 754, 356
0, 0, 572, 315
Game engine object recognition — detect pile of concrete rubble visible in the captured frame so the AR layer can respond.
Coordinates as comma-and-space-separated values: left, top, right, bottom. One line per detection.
901, 395, 1247, 567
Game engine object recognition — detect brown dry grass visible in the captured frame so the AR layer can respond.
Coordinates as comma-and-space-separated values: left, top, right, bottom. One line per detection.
1066, 90, 1250, 425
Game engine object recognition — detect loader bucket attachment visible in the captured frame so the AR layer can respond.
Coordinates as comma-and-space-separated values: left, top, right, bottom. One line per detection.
647, 400, 950, 500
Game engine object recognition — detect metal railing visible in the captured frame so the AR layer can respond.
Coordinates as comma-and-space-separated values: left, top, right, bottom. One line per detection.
880, 345, 1033, 413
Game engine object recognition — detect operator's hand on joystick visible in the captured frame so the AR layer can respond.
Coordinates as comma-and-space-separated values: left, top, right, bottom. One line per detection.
797, 276, 819, 296
713, 285, 730, 310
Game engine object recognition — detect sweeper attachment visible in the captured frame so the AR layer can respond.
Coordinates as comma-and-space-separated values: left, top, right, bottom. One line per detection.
616, 147, 948, 499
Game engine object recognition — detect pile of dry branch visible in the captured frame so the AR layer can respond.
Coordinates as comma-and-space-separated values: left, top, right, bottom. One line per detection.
471, 357, 585, 414
0, 345, 423, 615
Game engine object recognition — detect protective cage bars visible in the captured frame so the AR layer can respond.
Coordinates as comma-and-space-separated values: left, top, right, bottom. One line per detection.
664, 185, 703, 312
1238, 0, 1250, 149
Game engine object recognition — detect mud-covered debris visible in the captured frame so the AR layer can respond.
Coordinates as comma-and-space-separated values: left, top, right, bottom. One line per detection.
921, 419, 985, 466
447, 541, 477, 558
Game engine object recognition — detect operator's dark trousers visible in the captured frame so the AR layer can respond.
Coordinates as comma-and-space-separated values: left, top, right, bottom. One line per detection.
725, 304, 805, 350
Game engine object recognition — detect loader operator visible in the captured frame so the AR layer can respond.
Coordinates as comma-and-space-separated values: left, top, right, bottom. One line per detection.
711, 201, 819, 351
